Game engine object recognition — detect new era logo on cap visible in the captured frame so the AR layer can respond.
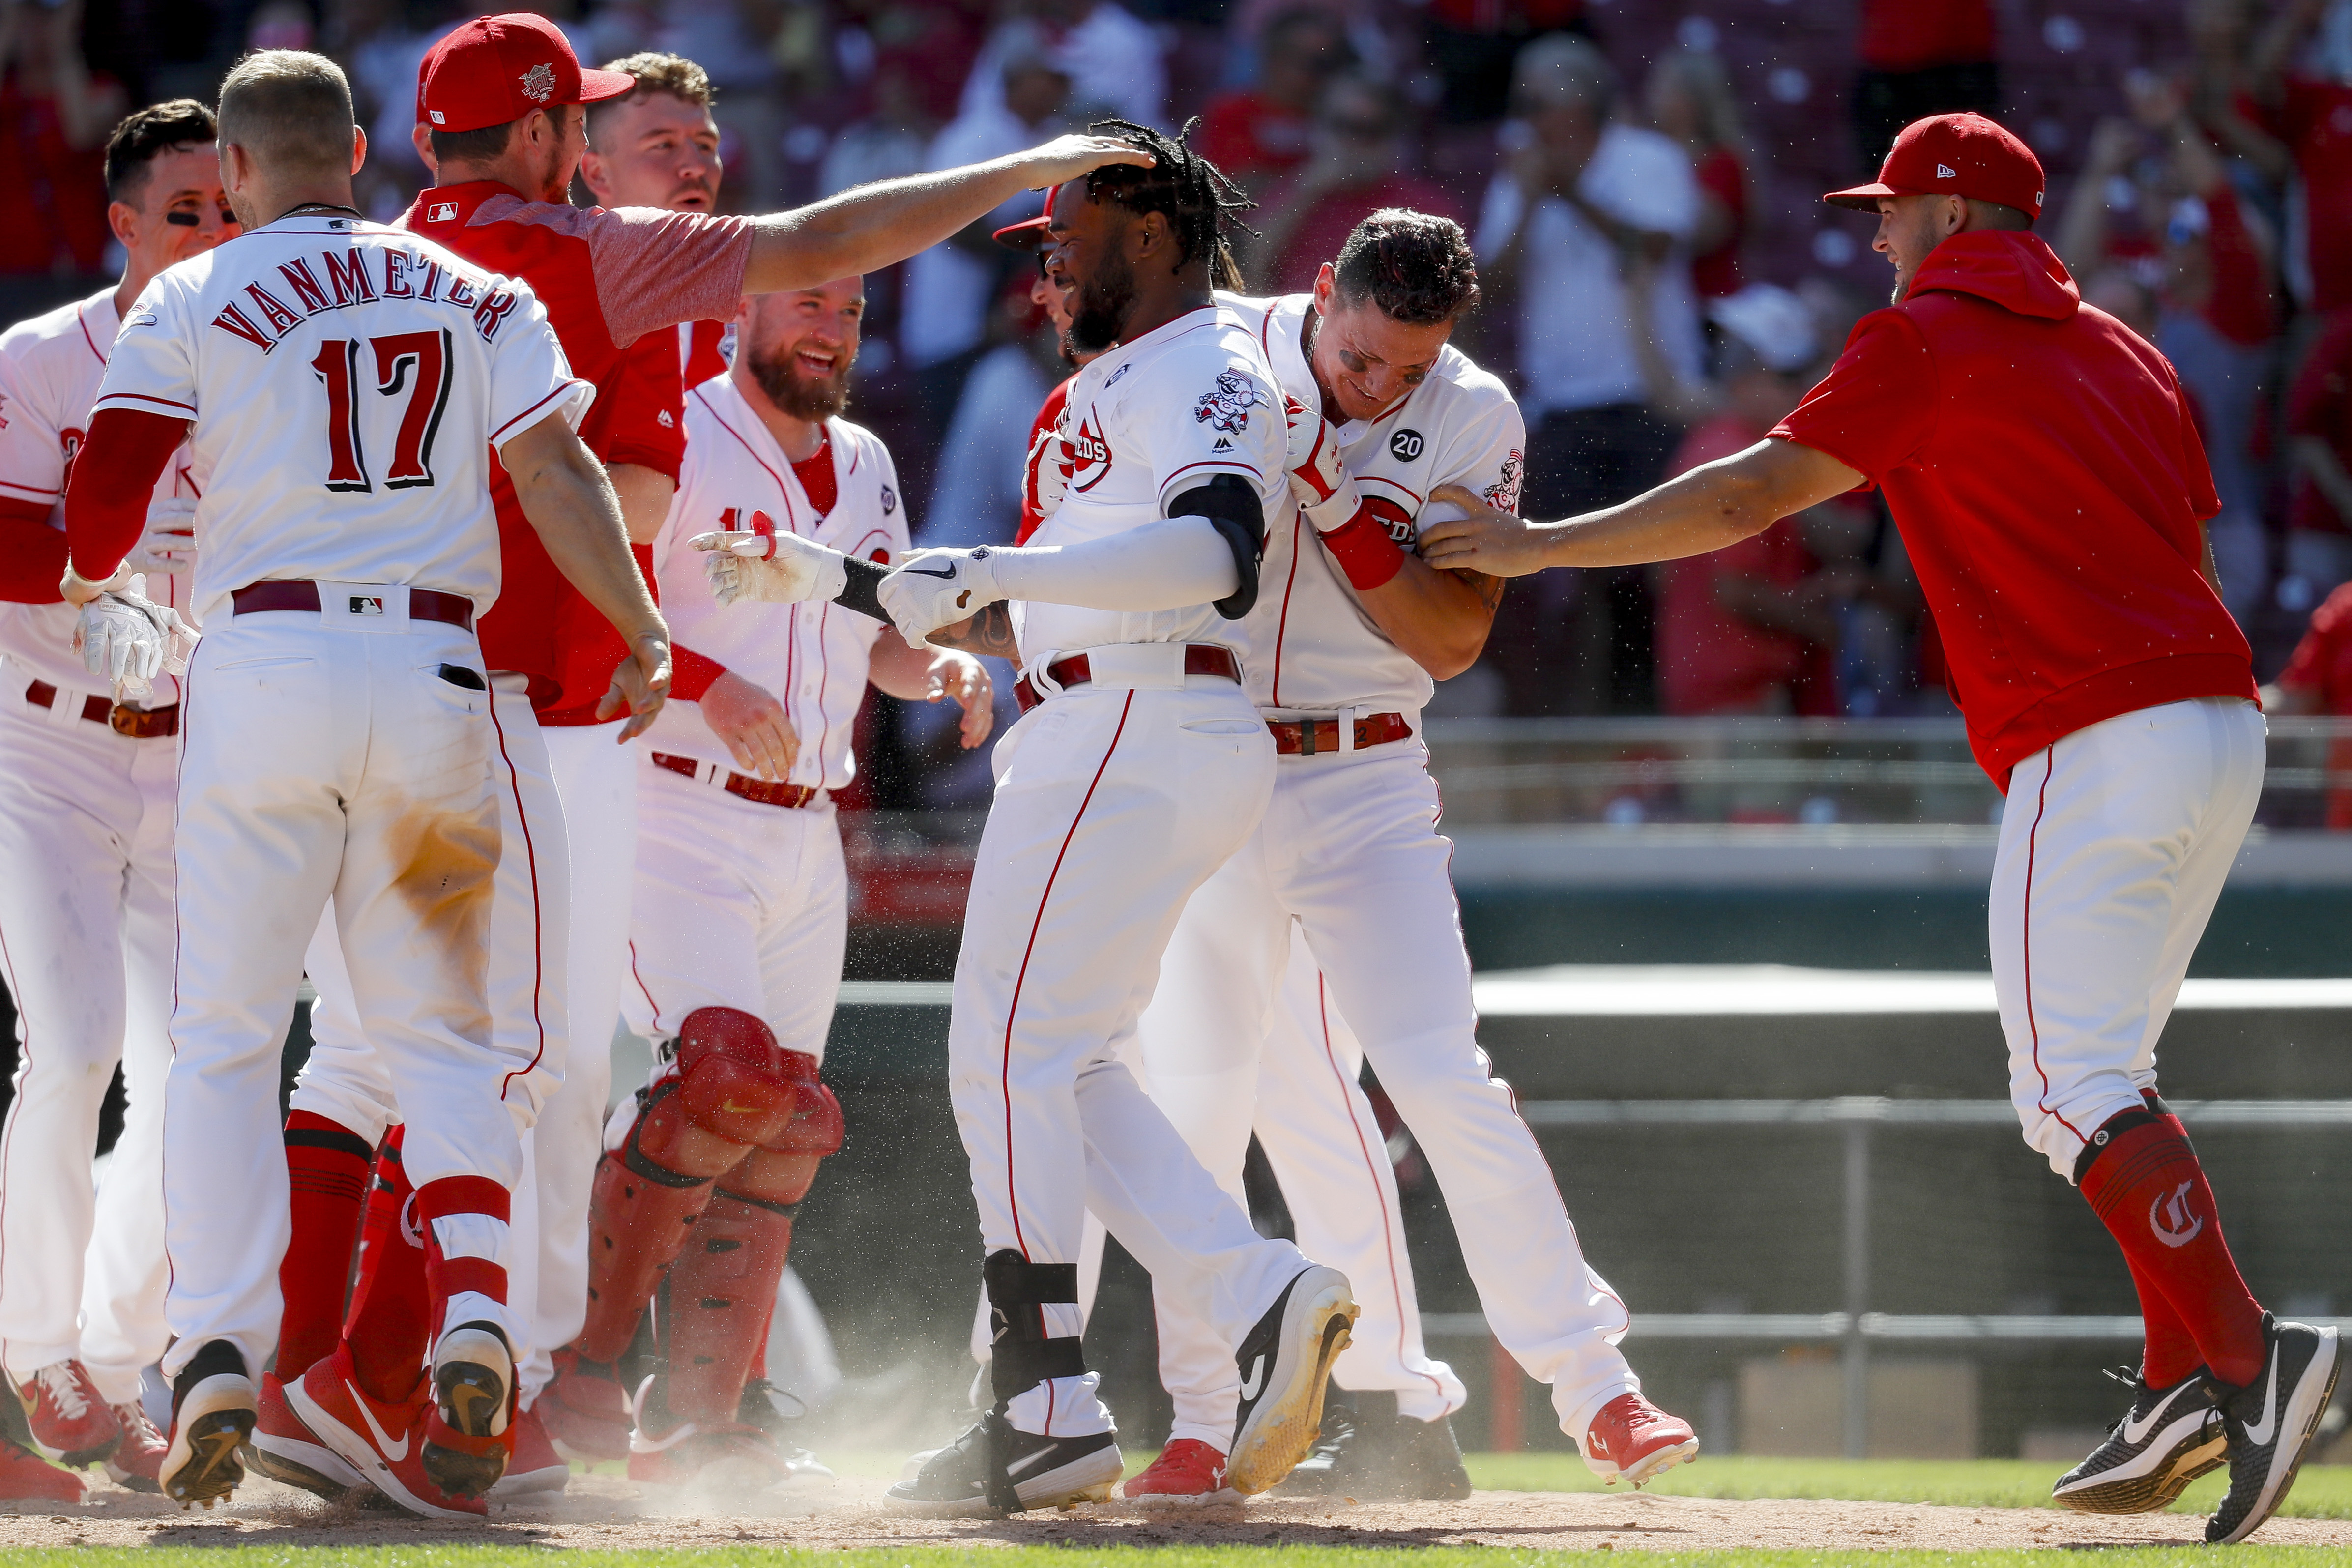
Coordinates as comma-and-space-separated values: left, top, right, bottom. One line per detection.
1936, 163, 1957, 178
1823, 112, 2048, 221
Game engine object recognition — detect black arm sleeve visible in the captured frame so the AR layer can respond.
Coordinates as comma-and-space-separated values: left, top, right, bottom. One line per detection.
835, 555, 888, 622
1167, 472, 1265, 620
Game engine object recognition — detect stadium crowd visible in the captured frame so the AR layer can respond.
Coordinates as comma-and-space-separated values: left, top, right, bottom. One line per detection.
17, 0, 2352, 744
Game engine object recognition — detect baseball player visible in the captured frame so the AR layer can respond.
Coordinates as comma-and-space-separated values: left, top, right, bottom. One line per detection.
724, 121, 1361, 1513
1106, 210, 1693, 1502
566, 277, 993, 1492
256, 14, 1151, 1509
58, 50, 669, 1510
0, 99, 235, 1503
1424, 112, 2335, 1546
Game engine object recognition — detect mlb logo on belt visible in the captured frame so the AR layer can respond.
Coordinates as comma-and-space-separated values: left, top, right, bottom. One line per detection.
427, 202, 458, 223
348, 595, 386, 616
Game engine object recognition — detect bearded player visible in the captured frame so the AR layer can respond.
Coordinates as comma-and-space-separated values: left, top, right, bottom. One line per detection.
1426, 112, 2334, 1545
0, 99, 236, 1504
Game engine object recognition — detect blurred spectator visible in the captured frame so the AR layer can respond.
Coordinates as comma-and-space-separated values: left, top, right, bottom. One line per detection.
331, 0, 445, 218
2055, 74, 2281, 625
902, 30, 1071, 369
1243, 72, 1458, 294
2285, 309, 2352, 600
1198, 6, 1348, 184
927, 277, 1061, 548
1422, 0, 1587, 126
958, 0, 1162, 128
1644, 50, 1749, 300
1852, 0, 1998, 172
660, 0, 785, 206
2265, 577, 2352, 827
818, 58, 934, 196
0, 0, 127, 279
1473, 34, 1697, 713
247, 1, 314, 51
2244, 0, 2352, 313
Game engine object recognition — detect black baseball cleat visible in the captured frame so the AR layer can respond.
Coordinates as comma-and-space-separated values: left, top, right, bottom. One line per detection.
885, 1409, 1121, 1515
1275, 1387, 1473, 1501
2206, 1317, 2342, 1544
1226, 1264, 1358, 1495
2051, 1365, 2225, 1514
162, 1341, 257, 1511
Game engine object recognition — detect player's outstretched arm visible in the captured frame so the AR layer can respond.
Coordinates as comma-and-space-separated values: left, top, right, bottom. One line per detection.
873, 514, 1244, 646
743, 135, 1154, 295
503, 411, 672, 740
1418, 438, 1864, 577
869, 631, 995, 749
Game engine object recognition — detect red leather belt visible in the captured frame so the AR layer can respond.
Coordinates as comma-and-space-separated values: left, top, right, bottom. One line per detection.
232, 579, 474, 630
1013, 644, 1241, 714
25, 679, 179, 739
1267, 710, 1413, 756
650, 751, 823, 810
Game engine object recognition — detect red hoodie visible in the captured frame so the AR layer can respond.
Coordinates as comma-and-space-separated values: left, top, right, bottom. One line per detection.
1772, 230, 2255, 786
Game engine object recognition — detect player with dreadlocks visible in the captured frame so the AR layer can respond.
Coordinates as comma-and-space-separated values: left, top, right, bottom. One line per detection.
690, 120, 1362, 1515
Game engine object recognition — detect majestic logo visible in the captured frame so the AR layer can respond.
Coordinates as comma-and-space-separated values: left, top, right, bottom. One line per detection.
1192, 370, 1265, 436
1212, 436, 1233, 451
426, 202, 458, 223
1068, 416, 1112, 491
1486, 448, 1525, 511
657, 409, 675, 428
2150, 1180, 2205, 1248
881, 485, 897, 515
1389, 429, 1424, 462
519, 62, 558, 103
1238, 1354, 1268, 1402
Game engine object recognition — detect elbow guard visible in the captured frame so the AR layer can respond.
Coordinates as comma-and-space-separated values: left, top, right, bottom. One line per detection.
835, 554, 888, 622
1168, 472, 1264, 619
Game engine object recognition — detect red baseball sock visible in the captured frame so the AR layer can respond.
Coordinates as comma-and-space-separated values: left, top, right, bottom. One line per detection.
2079, 1112, 2266, 1388
345, 1128, 433, 1404
277, 1111, 376, 1380
413, 1174, 512, 1349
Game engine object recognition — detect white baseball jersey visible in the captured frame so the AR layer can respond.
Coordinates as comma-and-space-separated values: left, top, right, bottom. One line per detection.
97, 213, 588, 626
1220, 291, 1524, 717
1017, 303, 1288, 667
0, 288, 197, 696
642, 374, 908, 789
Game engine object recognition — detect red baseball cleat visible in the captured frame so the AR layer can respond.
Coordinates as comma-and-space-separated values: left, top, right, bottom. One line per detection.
15, 1360, 122, 1467
285, 1343, 484, 1519
0, 1436, 83, 1504
536, 1348, 630, 1464
1582, 1392, 1699, 1488
246, 1372, 368, 1501
104, 1400, 168, 1493
1122, 1438, 1238, 1505
489, 1402, 569, 1499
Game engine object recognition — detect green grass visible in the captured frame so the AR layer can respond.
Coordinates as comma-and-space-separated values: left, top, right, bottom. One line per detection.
0, 1550, 2347, 1568
1456, 1452, 2352, 1519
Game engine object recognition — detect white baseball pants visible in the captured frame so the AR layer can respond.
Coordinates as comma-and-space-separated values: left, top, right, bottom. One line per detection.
0, 683, 176, 1402
519, 720, 637, 1402
1139, 742, 1637, 1440
162, 610, 520, 1382
1993, 697, 2265, 1177
1136, 931, 1466, 1449
952, 677, 1309, 1431
619, 759, 846, 1064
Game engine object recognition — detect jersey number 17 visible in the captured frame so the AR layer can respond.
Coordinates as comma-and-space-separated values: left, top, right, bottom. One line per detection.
311, 329, 453, 493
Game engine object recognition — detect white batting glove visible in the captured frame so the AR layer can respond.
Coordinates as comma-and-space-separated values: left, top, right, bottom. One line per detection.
74, 573, 193, 702
122, 494, 197, 576
1283, 394, 1362, 533
688, 528, 848, 608
1025, 423, 1071, 520
877, 546, 1008, 642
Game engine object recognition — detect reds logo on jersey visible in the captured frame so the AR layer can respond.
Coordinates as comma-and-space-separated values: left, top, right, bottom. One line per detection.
1193, 370, 1265, 436
1068, 415, 1112, 492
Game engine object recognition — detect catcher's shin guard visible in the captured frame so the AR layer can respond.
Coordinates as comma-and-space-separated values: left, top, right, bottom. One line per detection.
575, 1132, 716, 1363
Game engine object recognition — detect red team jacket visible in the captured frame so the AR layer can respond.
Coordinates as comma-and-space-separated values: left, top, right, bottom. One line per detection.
1772, 230, 2256, 785
398, 181, 751, 710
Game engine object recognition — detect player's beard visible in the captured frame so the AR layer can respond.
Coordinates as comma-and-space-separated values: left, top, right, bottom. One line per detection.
1068, 249, 1136, 354
748, 341, 853, 422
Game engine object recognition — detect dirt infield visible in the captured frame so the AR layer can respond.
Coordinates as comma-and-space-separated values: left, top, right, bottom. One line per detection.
8, 1474, 2352, 1552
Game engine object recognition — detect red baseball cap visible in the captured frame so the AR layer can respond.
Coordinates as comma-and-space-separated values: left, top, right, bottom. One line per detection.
1824, 112, 2046, 221
418, 13, 636, 135
993, 183, 1059, 250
